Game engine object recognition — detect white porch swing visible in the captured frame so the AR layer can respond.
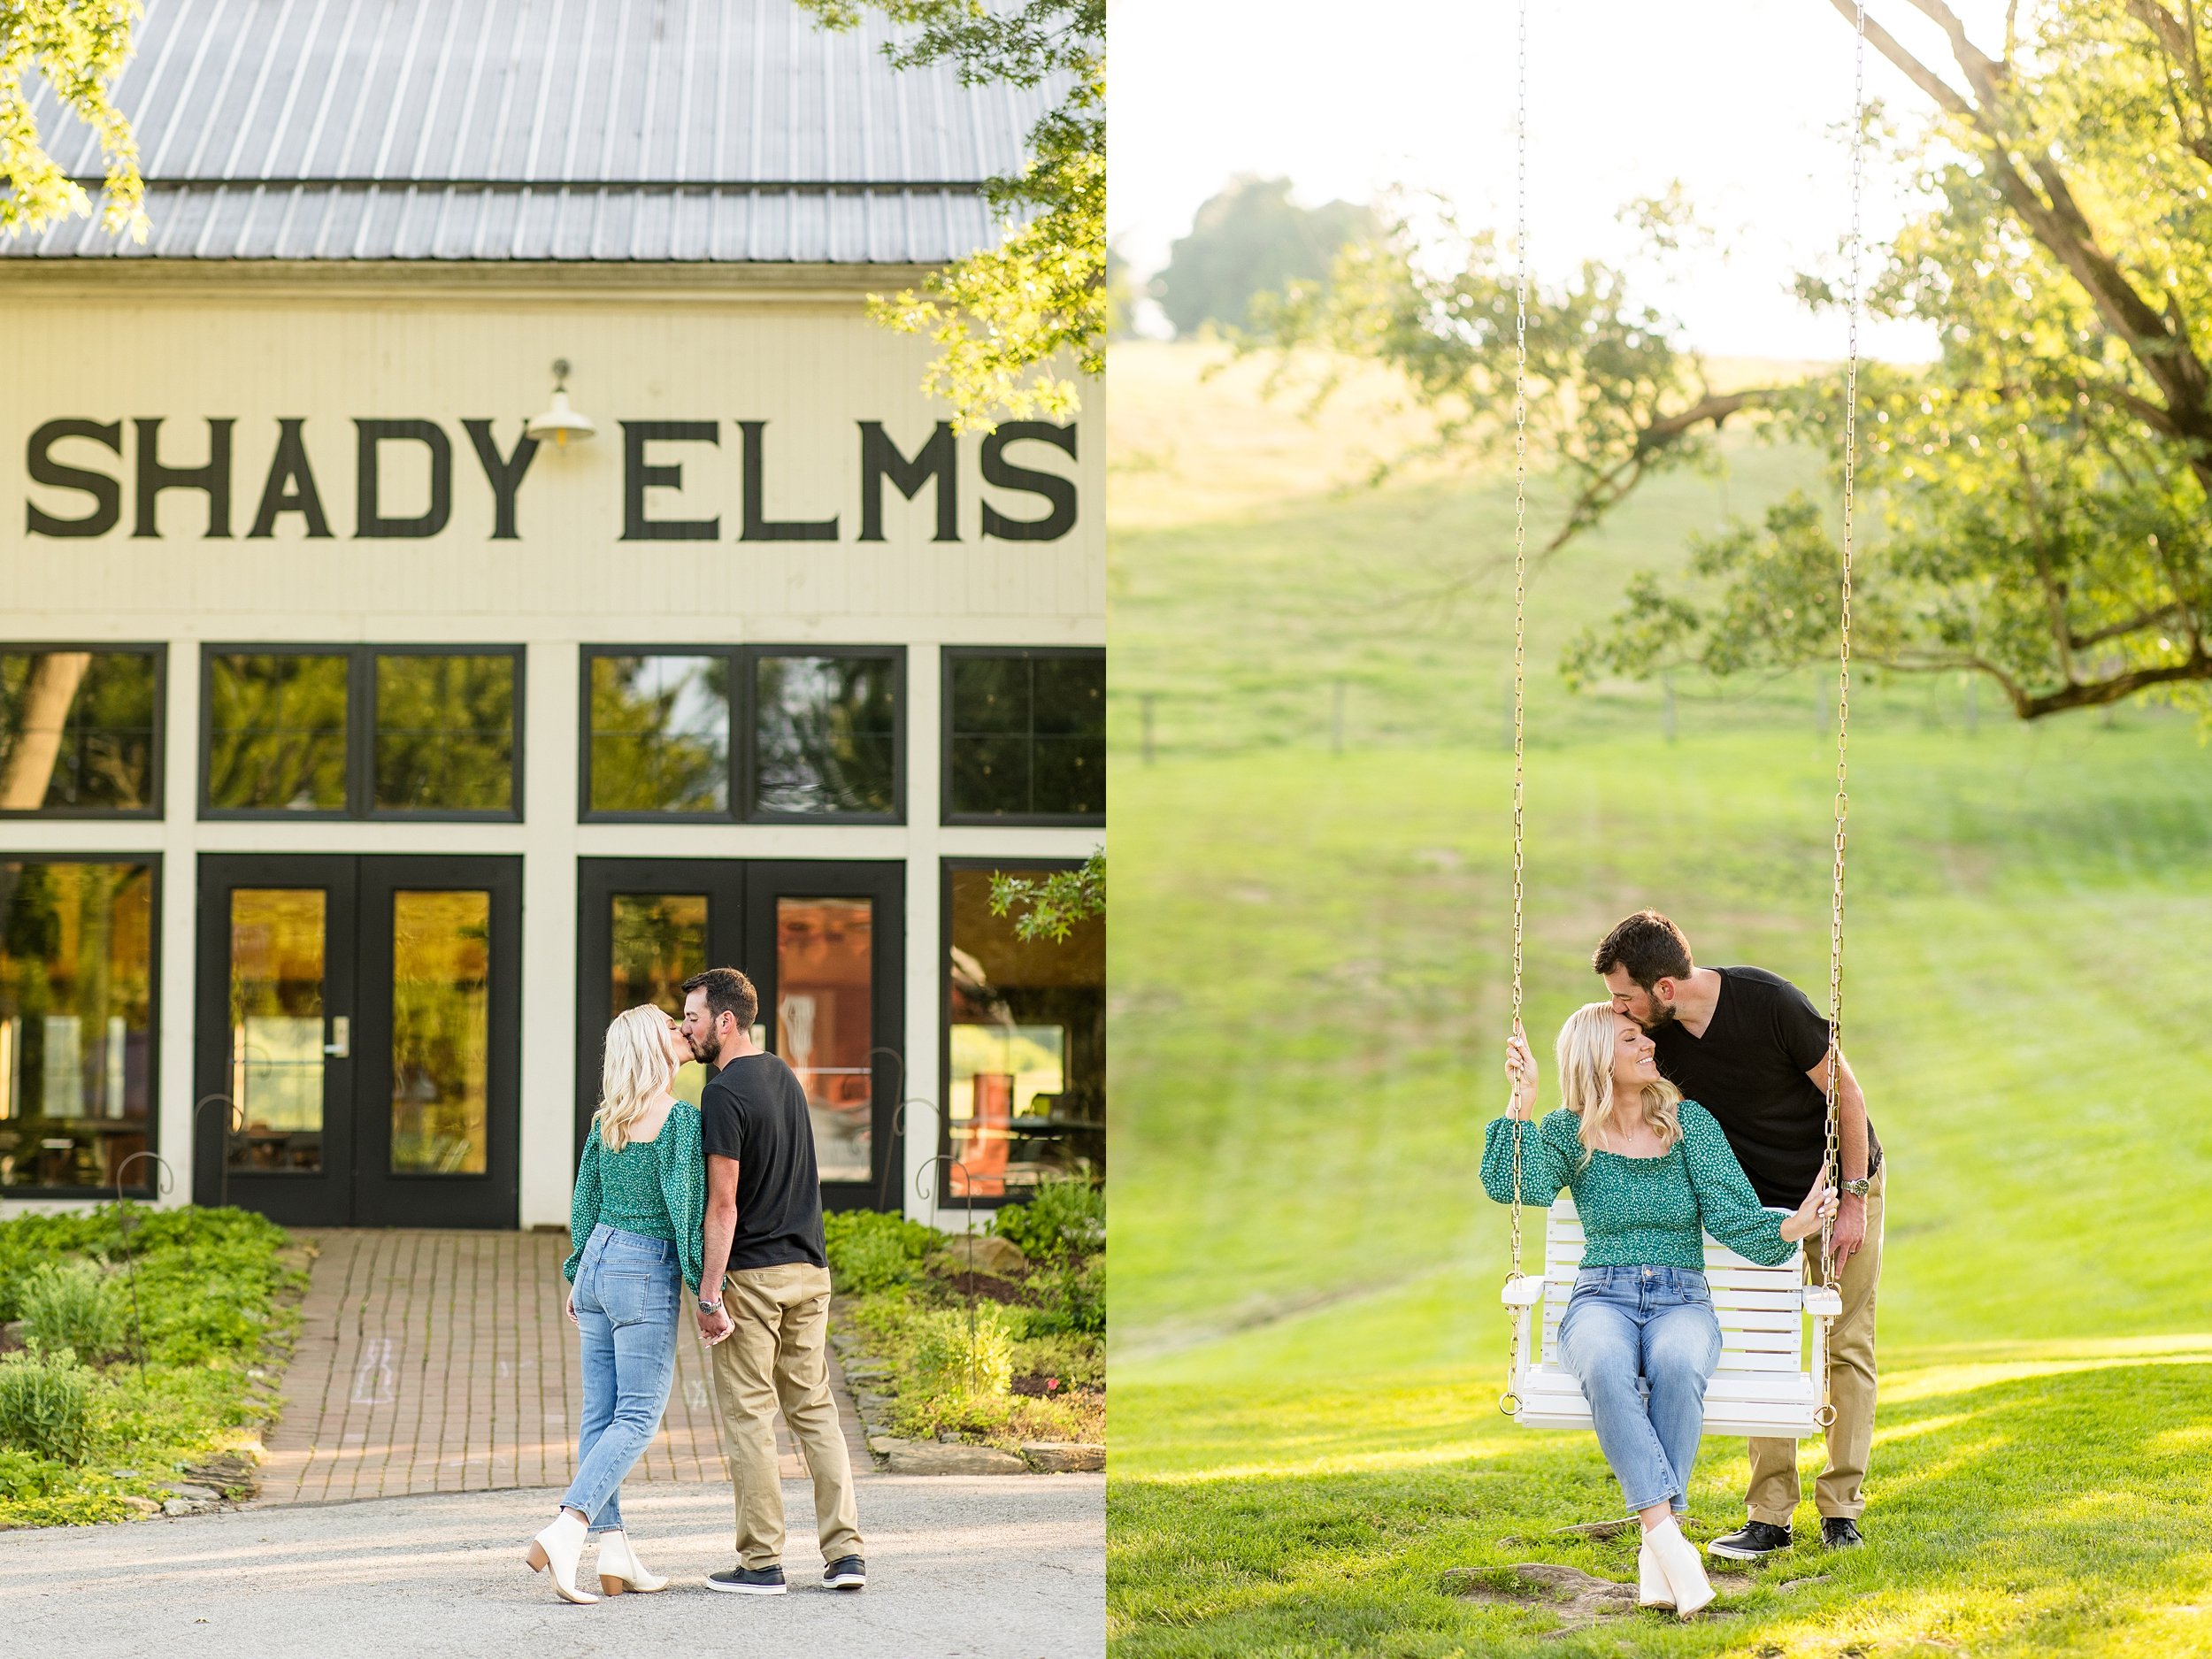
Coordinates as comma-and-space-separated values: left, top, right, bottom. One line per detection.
1492, 2, 1868, 1445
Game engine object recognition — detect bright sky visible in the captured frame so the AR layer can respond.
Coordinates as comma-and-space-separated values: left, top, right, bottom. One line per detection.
1108, 0, 2016, 360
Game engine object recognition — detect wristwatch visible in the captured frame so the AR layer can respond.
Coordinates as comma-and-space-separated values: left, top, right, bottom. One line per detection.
1840, 1178, 1871, 1197
696, 1296, 725, 1314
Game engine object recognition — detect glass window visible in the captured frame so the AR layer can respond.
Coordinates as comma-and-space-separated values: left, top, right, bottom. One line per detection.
588, 654, 729, 815
207, 652, 349, 811
609, 892, 710, 1106
227, 887, 326, 1172
0, 649, 160, 814
753, 655, 898, 817
944, 865, 1102, 1200
946, 651, 1104, 820
373, 653, 517, 812
778, 896, 873, 1183
389, 889, 491, 1175
0, 861, 155, 1189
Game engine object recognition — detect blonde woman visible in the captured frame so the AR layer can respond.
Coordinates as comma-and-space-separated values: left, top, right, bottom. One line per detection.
525, 1006, 708, 1604
1484, 1004, 1835, 1617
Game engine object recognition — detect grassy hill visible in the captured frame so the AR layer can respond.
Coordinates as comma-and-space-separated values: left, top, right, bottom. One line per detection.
1107, 342, 2212, 1657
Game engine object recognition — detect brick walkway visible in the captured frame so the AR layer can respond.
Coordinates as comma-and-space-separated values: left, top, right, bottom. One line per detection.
257, 1231, 870, 1507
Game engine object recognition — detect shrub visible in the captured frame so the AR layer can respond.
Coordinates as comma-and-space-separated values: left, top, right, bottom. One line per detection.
824, 1210, 940, 1295
17, 1259, 127, 1361
991, 1177, 1104, 1263
1018, 1254, 1106, 1338
0, 1348, 95, 1463
911, 1305, 1015, 1397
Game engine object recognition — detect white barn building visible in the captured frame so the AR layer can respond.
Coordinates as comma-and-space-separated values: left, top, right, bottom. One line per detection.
0, 0, 1103, 1232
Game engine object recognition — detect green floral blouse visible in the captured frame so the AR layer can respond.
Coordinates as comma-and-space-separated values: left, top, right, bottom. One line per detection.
565, 1101, 706, 1293
1480, 1100, 1797, 1270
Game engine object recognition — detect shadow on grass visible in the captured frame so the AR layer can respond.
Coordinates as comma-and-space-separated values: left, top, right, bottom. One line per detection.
1108, 1360, 2212, 1658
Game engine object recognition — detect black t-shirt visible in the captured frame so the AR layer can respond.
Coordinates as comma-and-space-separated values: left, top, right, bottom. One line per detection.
1647, 965, 1882, 1210
698, 1052, 828, 1273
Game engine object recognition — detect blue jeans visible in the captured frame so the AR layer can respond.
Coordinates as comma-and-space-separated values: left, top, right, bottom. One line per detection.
1556, 1264, 1723, 1515
560, 1225, 681, 1532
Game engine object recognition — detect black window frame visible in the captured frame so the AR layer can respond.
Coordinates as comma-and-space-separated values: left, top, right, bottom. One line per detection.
937, 853, 1104, 1212
578, 643, 907, 826
0, 849, 163, 1200
198, 643, 526, 823
0, 642, 167, 820
940, 646, 1106, 827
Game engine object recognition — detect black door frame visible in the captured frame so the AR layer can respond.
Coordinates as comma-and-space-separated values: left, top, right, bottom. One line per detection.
196, 854, 520, 1228
575, 857, 905, 1211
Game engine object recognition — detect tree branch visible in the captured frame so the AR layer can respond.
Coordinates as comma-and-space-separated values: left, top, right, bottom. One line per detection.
1841, 3, 2212, 470
2067, 601, 2189, 649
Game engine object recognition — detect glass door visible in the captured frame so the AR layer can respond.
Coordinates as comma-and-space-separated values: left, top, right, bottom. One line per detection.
574, 861, 744, 1156
196, 855, 520, 1227
577, 860, 903, 1210
196, 856, 358, 1227
353, 857, 521, 1228
743, 862, 904, 1212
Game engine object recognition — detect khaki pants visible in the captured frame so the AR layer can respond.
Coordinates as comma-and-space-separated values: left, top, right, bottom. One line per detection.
707, 1262, 863, 1569
1746, 1164, 1884, 1524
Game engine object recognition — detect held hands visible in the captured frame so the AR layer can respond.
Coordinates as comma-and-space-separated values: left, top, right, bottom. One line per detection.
1778, 1171, 1841, 1243
696, 1304, 734, 1346
1503, 1022, 1540, 1121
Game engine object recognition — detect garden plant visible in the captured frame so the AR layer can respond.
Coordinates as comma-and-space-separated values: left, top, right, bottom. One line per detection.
0, 1204, 300, 1527
826, 1179, 1105, 1457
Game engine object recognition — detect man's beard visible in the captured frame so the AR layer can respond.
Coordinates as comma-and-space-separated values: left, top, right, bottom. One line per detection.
1636, 995, 1678, 1033
691, 1025, 722, 1064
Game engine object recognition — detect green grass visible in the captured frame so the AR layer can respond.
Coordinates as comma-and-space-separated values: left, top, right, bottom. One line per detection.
1107, 344, 2212, 1655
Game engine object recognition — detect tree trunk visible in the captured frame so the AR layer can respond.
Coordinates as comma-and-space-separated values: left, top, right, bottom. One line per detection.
0, 652, 93, 811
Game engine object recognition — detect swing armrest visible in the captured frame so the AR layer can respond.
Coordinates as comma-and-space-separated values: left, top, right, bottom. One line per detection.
1501, 1275, 1548, 1308
1801, 1286, 1843, 1317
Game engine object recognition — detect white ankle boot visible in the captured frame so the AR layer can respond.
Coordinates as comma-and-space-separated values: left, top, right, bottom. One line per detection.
524, 1510, 599, 1604
1645, 1517, 1716, 1618
595, 1529, 668, 1595
1637, 1535, 1674, 1608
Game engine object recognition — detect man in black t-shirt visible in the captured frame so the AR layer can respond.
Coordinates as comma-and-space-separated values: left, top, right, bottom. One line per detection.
681, 967, 864, 1598
1593, 910, 1885, 1560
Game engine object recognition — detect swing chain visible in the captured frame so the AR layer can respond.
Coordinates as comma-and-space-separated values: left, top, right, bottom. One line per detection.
1500, 0, 1531, 1420
1814, 0, 1868, 1438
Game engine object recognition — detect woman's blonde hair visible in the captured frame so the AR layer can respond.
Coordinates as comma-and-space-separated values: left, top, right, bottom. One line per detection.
1555, 1000, 1683, 1169
596, 1004, 679, 1152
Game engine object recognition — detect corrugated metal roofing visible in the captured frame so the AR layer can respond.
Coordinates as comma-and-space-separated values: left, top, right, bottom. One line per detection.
4, 0, 1050, 262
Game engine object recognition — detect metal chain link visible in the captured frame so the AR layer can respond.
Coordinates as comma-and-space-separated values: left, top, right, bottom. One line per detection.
1814, 0, 1868, 1435
1500, 0, 1531, 1419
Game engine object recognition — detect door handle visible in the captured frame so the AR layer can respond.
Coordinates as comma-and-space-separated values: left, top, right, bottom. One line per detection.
324, 1015, 351, 1058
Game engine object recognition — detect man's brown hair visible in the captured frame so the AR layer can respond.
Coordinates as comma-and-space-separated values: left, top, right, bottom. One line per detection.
1592, 910, 1694, 989
680, 966, 758, 1031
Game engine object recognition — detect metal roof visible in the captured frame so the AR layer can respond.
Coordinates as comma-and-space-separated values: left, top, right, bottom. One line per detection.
5, 0, 1051, 262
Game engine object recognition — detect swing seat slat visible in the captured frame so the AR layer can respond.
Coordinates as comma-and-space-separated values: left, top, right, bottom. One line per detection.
1502, 1198, 1832, 1440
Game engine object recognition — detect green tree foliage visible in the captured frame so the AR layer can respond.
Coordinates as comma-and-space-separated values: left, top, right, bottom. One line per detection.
1264, 1, 2212, 721
795, 0, 1102, 433
1154, 174, 1380, 337
1, 0, 147, 241
988, 848, 1102, 942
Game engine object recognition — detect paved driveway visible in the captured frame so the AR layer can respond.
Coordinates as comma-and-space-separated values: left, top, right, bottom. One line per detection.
0, 1478, 1105, 1659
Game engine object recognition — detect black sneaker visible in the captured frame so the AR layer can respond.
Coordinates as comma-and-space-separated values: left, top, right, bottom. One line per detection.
1822, 1517, 1863, 1550
823, 1555, 866, 1591
705, 1565, 787, 1595
1706, 1520, 1793, 1561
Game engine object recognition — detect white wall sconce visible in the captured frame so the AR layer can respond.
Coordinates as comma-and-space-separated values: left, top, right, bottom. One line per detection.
526, 358, 596, 448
